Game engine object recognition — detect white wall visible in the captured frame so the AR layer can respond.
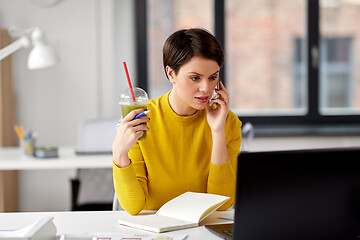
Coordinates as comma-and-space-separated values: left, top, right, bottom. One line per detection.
0, 0, 135, 211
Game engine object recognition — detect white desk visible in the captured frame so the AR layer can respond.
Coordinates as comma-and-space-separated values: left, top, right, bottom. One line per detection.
0, 147, 112, 212
0, 147, 112, 170
0, 210, 229, 240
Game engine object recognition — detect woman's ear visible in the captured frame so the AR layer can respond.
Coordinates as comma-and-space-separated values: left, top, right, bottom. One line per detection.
166, 66, 175, 84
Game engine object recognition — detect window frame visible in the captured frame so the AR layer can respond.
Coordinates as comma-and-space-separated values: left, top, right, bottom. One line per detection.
135, 0, 360, 135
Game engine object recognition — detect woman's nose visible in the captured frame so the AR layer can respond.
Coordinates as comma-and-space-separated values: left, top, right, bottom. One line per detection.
199, 80, 211, 93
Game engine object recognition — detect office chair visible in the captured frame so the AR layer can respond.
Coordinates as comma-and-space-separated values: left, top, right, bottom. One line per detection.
112, 192, 122, 211
71, 118, 120, 211
240, 122, 254, 152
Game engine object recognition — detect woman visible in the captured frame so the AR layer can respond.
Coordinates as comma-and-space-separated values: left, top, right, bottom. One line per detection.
112, 28, 242, 215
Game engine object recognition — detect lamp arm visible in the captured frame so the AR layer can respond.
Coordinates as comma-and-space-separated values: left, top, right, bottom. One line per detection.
0, 36, 30, 61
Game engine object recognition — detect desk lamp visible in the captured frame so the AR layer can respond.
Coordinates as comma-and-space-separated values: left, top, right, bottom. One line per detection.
0, 26, 57, 69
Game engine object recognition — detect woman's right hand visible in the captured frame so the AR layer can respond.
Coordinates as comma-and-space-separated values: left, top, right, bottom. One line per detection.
112, 108, 150, 168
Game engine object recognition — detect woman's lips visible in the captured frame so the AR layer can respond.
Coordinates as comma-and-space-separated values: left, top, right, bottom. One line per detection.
195, 96, 210, 103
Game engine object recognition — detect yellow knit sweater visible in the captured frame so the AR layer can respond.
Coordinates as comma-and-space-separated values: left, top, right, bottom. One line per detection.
113, 91, 242, 215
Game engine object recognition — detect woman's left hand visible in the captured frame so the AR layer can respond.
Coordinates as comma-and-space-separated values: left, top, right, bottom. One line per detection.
207, 81, 229, 133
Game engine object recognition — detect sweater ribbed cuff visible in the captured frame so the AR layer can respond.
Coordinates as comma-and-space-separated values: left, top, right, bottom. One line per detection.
208, 160, 235, 185
112, 160, 138, 184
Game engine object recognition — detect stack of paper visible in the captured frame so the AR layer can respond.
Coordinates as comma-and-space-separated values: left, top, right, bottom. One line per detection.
0, 217, 56, 240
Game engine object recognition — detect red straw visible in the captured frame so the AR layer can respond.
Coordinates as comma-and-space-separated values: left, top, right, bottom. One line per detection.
123, 62, 137, 104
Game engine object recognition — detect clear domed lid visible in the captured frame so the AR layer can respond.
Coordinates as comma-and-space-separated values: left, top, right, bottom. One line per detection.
119, 87, 149, 105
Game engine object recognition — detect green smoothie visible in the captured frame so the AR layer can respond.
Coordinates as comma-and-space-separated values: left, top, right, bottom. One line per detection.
121, 104, 147, 140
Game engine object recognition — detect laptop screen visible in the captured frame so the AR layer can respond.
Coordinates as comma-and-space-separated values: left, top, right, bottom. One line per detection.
233, 148, 360, 240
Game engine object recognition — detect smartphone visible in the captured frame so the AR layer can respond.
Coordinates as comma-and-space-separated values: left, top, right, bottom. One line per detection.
209, 80, 221, 109
216, 80, 221, 91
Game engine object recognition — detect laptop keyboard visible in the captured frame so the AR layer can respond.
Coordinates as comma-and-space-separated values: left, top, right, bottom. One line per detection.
222, 229, 233, 238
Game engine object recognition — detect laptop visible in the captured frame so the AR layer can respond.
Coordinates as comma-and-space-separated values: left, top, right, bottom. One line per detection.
206, 148, 360, 240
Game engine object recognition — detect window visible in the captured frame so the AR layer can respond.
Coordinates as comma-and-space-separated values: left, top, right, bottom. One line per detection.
136, 0, 360, 133
225, 0, 307, 116
295, 37, 354, 111
320, 0, 360, 115
146, 0, 214, 99
320, 37, 353, 112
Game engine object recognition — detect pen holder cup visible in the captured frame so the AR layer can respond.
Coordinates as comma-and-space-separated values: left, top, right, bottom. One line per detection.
20, 138, 36, 156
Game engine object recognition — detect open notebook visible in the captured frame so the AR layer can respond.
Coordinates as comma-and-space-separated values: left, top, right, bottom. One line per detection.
118, 192, 230, 233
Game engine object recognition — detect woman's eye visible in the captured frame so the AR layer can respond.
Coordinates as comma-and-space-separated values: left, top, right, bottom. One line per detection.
210, 75, 218, 81
190, 76, 199, 81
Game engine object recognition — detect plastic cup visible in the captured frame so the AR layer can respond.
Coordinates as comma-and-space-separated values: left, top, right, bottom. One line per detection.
119, 87, 149, 140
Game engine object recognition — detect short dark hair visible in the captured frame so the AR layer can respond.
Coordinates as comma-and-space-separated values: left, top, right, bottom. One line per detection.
163, 28, 224, 78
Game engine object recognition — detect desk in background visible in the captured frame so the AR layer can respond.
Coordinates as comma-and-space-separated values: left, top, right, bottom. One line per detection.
0, 147, 112, 212
0, 147, 112, 170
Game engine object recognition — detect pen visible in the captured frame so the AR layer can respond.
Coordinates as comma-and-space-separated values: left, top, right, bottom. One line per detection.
116, 110, 151, 127
27, 131, 33, 139
14, 125, 24, 139
133, 110, 151, 119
